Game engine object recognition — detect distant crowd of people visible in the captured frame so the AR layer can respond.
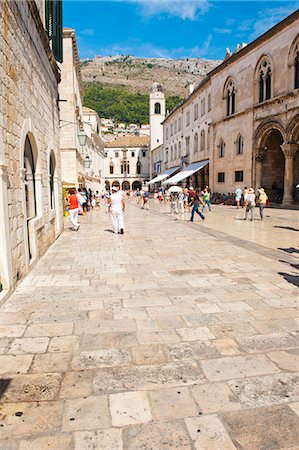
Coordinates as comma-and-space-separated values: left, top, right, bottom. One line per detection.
65, 184, 269, 233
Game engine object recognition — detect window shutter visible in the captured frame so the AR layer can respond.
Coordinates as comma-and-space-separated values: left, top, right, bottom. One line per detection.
45, 0, 63, 63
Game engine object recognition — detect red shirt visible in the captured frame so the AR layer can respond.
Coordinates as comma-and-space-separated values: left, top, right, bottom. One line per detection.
68, 194, 78, 210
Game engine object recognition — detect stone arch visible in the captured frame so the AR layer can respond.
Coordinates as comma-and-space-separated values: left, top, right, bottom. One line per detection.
286, 114, 299, 142
112, 180, 120, 188
154, 102, 161, 114
288, 33, 299, 90
122, 181, 130, 191
132, 180, 142, 190
254, 54, 273, 103
20, 119, 40, 174
253, 119, 286, 150
223, 76, 237, 116
105, 180, 111, 191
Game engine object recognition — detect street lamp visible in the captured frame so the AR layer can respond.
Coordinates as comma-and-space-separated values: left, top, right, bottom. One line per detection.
84, 155, 92, 169
78, 129, 87, 146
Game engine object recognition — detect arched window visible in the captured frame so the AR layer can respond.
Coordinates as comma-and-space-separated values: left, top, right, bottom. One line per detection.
154, 102, 161, 114
295, 51, 299, 89
193, 133, 198, 153
24, 136, 36, 220
236, 135, 244, 155
200, 130, 205, 152
174, 143, 177, 159
178, 141, 181, 158
170, 146, 173, 160
126, 162, 130, 174
208, 94, 211, 112
224, 78, 236, 116
109, 163, 114, 174
49, 152, 55, 209
136, 161, 141, 174
219, 139, 225, 158
258, 58, 272, 102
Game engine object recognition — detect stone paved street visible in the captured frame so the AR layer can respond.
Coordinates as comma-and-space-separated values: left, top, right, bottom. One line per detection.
0, 202, 299, 449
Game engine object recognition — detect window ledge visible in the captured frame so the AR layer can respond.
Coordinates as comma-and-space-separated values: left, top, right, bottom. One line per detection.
29, 216, 44, 232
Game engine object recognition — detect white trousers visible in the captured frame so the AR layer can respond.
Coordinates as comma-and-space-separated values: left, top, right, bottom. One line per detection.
111, 210, 124, 233
69, 208, 79, 228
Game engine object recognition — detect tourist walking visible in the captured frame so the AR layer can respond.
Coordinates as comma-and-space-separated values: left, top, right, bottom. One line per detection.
244, 187, 256, 221
178, 191, 185, 213
235, 186, 242, 209
189, 189, 205, 222
141, 190, 149, 209
257, 188, 268, 220
108, 186, 125, 234
202, 187, 211, 212
67, 188, 80, 231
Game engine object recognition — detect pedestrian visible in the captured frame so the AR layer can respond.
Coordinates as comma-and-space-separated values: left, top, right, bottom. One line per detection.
170, 193, 178, 214
242, 187, 248, 208
178, 190, 185, 213
67, 188, 80, 231
202, 187, 211, 212
141, 190, 149, 209
108, 186, 125, 234
189, 189, 205, 222
78, 188, 87, 215
244, 187, 256, 221
235, 185, 242, 209
257, 187, 268, 220
158, 190, 163, 206
94, 190, 101, 208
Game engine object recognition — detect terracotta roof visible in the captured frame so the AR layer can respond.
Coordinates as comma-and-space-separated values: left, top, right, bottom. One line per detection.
104, 135, 149, 148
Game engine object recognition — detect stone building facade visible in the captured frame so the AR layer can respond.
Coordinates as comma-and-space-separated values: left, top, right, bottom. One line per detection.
104, 135, 150, 191
59, 29, 106, 195
0, 0, 63, 300
160, 10, 299, 205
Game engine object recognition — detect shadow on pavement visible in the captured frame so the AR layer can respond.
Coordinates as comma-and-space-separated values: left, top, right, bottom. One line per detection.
278, 272, 299, 287
0, 378, 11, 399
278, 247, 299, 254
274, 226, 299, 232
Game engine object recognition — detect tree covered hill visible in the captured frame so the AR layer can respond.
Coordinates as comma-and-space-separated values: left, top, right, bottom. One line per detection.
83, 83, 183, 125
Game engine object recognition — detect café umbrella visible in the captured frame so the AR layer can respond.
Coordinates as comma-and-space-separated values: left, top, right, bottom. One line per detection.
168, 186, 183, 193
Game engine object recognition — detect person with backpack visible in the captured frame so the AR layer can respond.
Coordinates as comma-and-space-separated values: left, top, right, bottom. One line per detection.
244, 187, 256, 221
257, 188, 268, 220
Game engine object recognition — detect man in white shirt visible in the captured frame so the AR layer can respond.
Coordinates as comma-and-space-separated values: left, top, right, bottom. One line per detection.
108, 186, 125, 234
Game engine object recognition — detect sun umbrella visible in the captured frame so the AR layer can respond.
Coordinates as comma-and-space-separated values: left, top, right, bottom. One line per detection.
168, 185, 182, 193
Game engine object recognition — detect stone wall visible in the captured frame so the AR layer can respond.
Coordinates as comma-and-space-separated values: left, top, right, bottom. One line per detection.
0, 0, 63, 294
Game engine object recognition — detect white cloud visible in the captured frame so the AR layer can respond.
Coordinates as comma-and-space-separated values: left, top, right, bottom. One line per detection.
213, 27, 232, 34
130, 0, 211, 20
80, 29, 96, 36
250, 3, 299, 39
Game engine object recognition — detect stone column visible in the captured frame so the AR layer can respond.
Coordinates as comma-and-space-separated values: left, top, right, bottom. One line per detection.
281, 143, 298, 206
254, 150, 265, 190
0, 163, 13, 291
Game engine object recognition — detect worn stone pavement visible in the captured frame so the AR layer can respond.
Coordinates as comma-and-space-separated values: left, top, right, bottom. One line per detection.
0, 201, 299, 450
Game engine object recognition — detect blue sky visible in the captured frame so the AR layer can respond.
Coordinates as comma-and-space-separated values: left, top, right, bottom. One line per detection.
63, 1, 299, 60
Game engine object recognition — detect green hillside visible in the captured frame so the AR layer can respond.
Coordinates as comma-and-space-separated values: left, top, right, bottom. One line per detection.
83, 83, 183, 125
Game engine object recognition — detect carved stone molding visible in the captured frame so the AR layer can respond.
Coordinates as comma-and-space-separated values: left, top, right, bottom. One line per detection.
281, 143, 299, 159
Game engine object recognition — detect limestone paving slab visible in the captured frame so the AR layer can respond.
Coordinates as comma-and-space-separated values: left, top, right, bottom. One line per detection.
122, 420, 192, 449
185, 414, 237, 450
62, 395, 110, 431
71, 348, 131, 370
0, 354, 33, 374
221, 404, 299, 450
0, 372, 62, 402
0, 401, 62, 439
190, 382, 242, 413
8, 337, 49, 355
18, 434, 73, 450
74, 429, 123, 450
148, 386, 200, 420
109, 391, 152, 426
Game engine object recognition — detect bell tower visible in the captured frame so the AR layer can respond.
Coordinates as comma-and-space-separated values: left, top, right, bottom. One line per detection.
149, 82, 165, 152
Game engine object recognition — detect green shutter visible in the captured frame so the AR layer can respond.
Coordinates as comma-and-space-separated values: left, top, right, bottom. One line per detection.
45, 0, 63, 63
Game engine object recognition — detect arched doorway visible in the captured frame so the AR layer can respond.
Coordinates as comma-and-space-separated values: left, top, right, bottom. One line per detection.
132, 180, 142, 190
24, 135, 37, 260
112, 181, 120, 189
105, 181, 110, 191
287, 115, 299, 204
260, 129, 284, 203
122, 181, 130, 191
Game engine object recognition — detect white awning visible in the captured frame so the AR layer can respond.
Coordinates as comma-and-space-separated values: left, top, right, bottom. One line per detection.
163, 160, 209, 185
147, 166, 179, 185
